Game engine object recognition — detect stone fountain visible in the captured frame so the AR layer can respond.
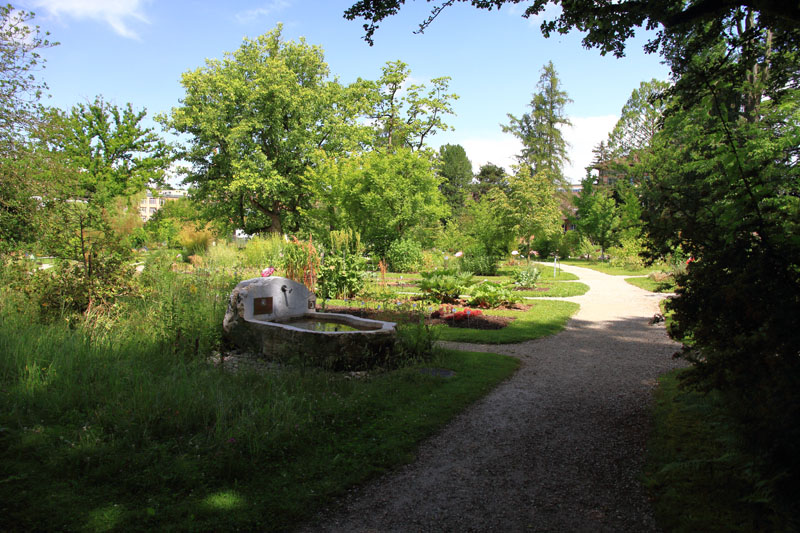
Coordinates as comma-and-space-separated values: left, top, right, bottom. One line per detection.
223, 277, 397, 370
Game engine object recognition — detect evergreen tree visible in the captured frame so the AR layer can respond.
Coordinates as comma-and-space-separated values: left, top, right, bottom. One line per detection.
471, 163, 508, 199
502, 61, 572, 186
437, 143, 472, 212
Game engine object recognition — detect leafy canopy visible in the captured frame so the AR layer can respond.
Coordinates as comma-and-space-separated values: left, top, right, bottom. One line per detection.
164, 25, 366, 235
45, 97, 173, 206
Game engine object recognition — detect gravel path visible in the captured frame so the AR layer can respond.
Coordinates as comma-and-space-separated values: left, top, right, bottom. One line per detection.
301, 264, 684, 532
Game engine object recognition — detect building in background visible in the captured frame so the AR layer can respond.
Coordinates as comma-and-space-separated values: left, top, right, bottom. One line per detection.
137, 189, 188, 222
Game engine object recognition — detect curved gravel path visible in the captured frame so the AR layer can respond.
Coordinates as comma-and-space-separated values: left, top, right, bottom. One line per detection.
302, 264, 684, 532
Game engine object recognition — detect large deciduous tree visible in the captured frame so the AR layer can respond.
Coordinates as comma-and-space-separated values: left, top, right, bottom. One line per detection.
641, 14, 800, 507
606, 78, 670, 158
0, 4, 55, 151
344, 0, 798, 54
0, 5, 57, 252
368, 60, 457, 152
45, 97, 172, 206
164, 25, 363, 235
308, 147, 449, 255
502, 61, 571, 185
506, 165, 562, 249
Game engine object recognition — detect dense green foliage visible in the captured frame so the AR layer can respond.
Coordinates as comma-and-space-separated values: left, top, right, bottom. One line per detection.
45, 98, 172, 205
418, 268, 473, 303
385, 237, 424, 273
164, 26, 357, 235
317, 230, 367, 299
311, 148, 448, 255
572, 176, 620, 258
438, 143, 472, 211
471, 162, 508, 199
467, 281, 519, 309
640, 13, 800, 522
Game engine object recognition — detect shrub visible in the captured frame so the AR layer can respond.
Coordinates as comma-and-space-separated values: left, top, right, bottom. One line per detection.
393, 318, 439, 365
178, 223, 214, 256
433, 220, 476, 256
467, 281, 520, 308
608, 236, 646, 269
31, 254, 138, 321
421, 249, 446, 270
513, 265, 541, 288
386, 238, 423, 273
459, 247, 499, 276
418, 268, 473, 303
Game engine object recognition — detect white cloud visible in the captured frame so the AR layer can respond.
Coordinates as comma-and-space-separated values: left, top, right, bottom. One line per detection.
562, 115, 618, 181
32, 0, 149, 39
460, 136, 521, 175
235, 0, 291, 24
459, 114, 618, 182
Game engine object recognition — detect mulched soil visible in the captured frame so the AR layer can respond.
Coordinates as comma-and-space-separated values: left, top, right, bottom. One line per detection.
317, 305, 517, 330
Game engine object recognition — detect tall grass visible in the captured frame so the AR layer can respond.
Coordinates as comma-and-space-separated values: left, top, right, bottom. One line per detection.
239, 233, 285, 269
0, 256, 520, 531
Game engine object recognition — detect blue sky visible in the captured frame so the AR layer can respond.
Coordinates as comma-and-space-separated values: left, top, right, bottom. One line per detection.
19, 0, 670, 183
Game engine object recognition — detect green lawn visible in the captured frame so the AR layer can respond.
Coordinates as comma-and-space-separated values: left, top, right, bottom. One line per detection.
528, 263, 580, 281
625, 276, 676, 293
560, 258, 654, 276
435, 299, 579, 344
516, 281, 589, 298
646, 370, 777, 532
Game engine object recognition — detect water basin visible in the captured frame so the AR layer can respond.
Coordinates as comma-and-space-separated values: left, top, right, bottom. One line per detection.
279, 317, 378, 332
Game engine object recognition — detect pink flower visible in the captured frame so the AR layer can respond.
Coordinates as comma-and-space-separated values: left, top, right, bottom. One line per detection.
686, 257, 694, 265
511, 250, 519, 256
261, 267, 275, 277
454, 251, 463, 257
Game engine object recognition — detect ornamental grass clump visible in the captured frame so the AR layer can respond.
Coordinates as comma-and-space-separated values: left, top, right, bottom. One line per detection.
418, 268, 473, 303
284, 236, 320, 292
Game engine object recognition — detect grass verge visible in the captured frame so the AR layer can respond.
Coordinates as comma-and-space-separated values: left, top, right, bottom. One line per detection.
516, 281, 589, 298
560, 258, 653, 276
625, 276, 676, 293
528, 263, 580, 281
0, 316, 518, 532
435, 300, 579, 344
645, 369, 778, 532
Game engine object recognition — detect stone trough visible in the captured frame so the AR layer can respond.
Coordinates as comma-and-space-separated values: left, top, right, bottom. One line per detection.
223, 277, 397, 370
